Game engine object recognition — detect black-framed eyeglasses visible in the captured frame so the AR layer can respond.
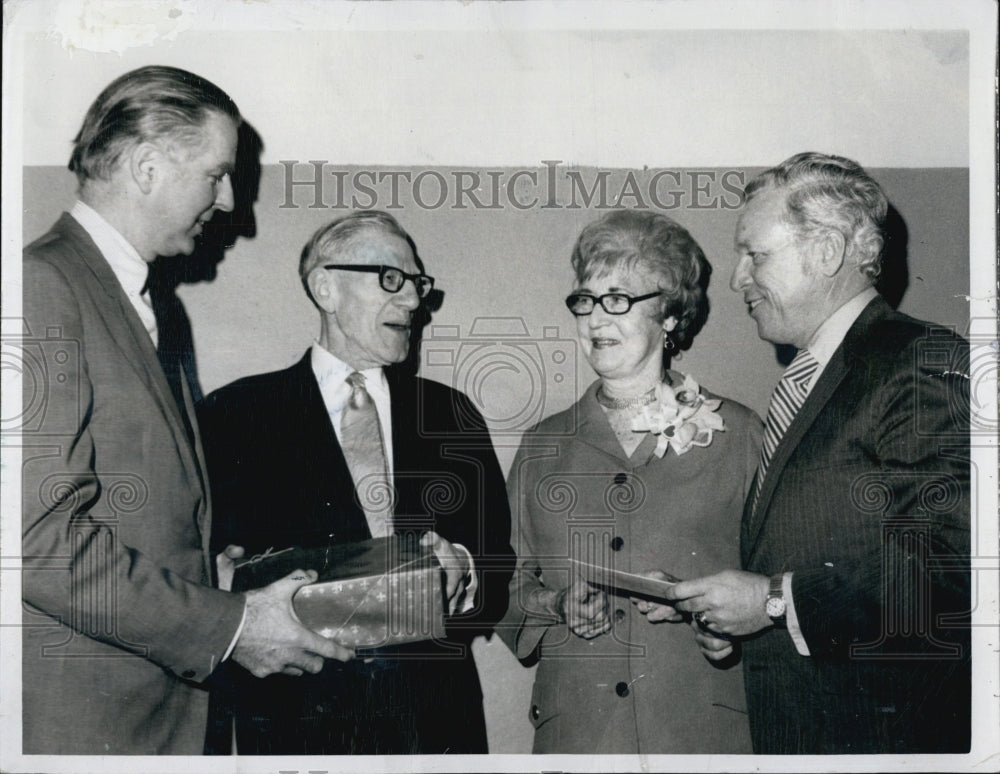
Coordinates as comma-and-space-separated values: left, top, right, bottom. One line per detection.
323, 264, 435, 298
565, 291, 662, 316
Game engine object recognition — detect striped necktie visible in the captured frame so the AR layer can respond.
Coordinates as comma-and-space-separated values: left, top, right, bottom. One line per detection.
752, 349, 819, 511
340, 372, 393, 538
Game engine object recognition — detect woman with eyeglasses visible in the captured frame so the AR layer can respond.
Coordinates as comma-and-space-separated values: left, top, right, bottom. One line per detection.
496, 210, 762, 753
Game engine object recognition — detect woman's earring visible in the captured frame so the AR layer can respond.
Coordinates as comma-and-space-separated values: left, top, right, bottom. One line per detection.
663, 331, 677, 354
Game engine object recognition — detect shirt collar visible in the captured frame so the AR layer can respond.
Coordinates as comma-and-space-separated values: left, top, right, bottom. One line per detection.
70, 200, 149, 298
310, 343, 387, 406
806, 286, 879, 370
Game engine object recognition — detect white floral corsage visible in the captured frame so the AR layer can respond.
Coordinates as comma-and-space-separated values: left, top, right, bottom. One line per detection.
631, 374, 725, 457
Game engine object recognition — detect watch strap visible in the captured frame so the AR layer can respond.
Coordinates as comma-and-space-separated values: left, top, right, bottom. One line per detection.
767, 573, 787, 626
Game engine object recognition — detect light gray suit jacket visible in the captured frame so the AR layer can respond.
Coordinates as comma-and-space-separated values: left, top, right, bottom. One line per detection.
21, 214, 244, 754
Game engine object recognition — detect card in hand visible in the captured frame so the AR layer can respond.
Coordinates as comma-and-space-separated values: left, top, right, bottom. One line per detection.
569, 557, 680, 602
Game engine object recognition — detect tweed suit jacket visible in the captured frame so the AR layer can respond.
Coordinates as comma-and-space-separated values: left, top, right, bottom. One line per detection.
198, 352, 515, 754
20, 214, 245, 754
741, 296, 971, 754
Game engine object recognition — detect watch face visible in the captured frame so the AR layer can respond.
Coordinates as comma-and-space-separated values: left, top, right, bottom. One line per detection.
766, 596, 786, 618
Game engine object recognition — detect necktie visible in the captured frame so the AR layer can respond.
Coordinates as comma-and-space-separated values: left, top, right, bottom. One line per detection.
752, 349, 819, 511
138, 270, 158, 347
146, 269, 193, 444
340, 372, 393, 538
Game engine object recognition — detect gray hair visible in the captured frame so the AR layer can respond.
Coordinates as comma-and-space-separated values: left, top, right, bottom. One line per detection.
570, 209, 711, 349
299, 210, 414, 304
69, 65, 240, 186
744, 152, 888, 283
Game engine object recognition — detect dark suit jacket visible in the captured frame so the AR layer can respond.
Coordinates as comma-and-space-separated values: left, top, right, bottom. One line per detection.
21, 214, 245, 754
741, 296, 971, 754
198, 352, 515, 754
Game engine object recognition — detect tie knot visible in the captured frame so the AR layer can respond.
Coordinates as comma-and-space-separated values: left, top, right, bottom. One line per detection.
346, 372, 371, 409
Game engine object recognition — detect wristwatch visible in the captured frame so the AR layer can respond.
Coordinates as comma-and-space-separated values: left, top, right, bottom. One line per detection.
765, 573, 786, 626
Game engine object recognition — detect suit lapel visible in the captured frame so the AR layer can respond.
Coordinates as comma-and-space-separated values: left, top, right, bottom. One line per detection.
743, 346, 849, 556
179, 360, 212, 561
743, 297, 892, 559
386, 368, 419, 529
54, 215, 206, 492
385, 368, 468, 534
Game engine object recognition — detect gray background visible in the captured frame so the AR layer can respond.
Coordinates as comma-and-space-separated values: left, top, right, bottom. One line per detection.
23, 163, 970, 752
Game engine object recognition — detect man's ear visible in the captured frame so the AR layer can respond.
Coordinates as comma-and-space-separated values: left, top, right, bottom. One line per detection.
812, 230, 847, 277
308, 268, 338, 313
129, 142, 162, 195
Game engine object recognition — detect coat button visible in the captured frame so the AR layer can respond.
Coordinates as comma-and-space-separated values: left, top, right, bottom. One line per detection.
610, 536, 624, 551
531, 704, 540, 720
181, 669, 195, 679
613, 472, 628, 485
615, 608, 626, 623
615, 681, 629, 697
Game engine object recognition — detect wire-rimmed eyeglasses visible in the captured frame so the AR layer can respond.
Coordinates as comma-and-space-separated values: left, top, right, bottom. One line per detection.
323, 264, 435, 298
565, 291, 662, 316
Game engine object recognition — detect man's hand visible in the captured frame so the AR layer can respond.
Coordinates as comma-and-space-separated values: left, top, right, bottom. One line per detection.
665, 569, 772, 637
215, 544, 244, 592
631, 570, 684, 623
420, 531, 471, 605
231, 569, 354, 678
559, 577, 611, 639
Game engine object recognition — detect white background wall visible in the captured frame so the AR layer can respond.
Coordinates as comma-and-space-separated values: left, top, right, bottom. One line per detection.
13, 23, 973, 168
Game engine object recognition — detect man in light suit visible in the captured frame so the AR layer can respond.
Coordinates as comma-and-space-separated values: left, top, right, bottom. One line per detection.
665, 153, 970, 753
21, 65, 350, 755
198, 210, 515, 754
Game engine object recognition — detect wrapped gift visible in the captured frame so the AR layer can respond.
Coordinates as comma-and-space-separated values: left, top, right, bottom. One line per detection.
232, 535, 446, 648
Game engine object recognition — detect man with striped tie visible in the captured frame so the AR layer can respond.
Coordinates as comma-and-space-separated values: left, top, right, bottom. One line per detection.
665, 153, 970, 754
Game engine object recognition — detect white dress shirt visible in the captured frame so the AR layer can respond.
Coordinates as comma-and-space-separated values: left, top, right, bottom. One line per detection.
310, 344, 477, 613
783, 286, 879, 655
70, 201, 158, 346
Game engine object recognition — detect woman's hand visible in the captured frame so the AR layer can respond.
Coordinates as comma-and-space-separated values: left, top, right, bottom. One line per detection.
690, 619, 735, 662
558, 577, 611, 639
631, 570, 683, 623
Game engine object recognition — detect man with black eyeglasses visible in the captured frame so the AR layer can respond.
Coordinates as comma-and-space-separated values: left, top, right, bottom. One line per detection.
197, 210, 514, 754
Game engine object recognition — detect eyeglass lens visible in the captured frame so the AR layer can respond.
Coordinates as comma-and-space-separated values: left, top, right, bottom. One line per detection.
565, 291, 660, 316
380, 267, 433, 298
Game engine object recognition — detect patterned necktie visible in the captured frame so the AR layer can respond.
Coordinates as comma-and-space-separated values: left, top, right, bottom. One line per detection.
340, 372, 393, 538
752, 349, 820, 511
